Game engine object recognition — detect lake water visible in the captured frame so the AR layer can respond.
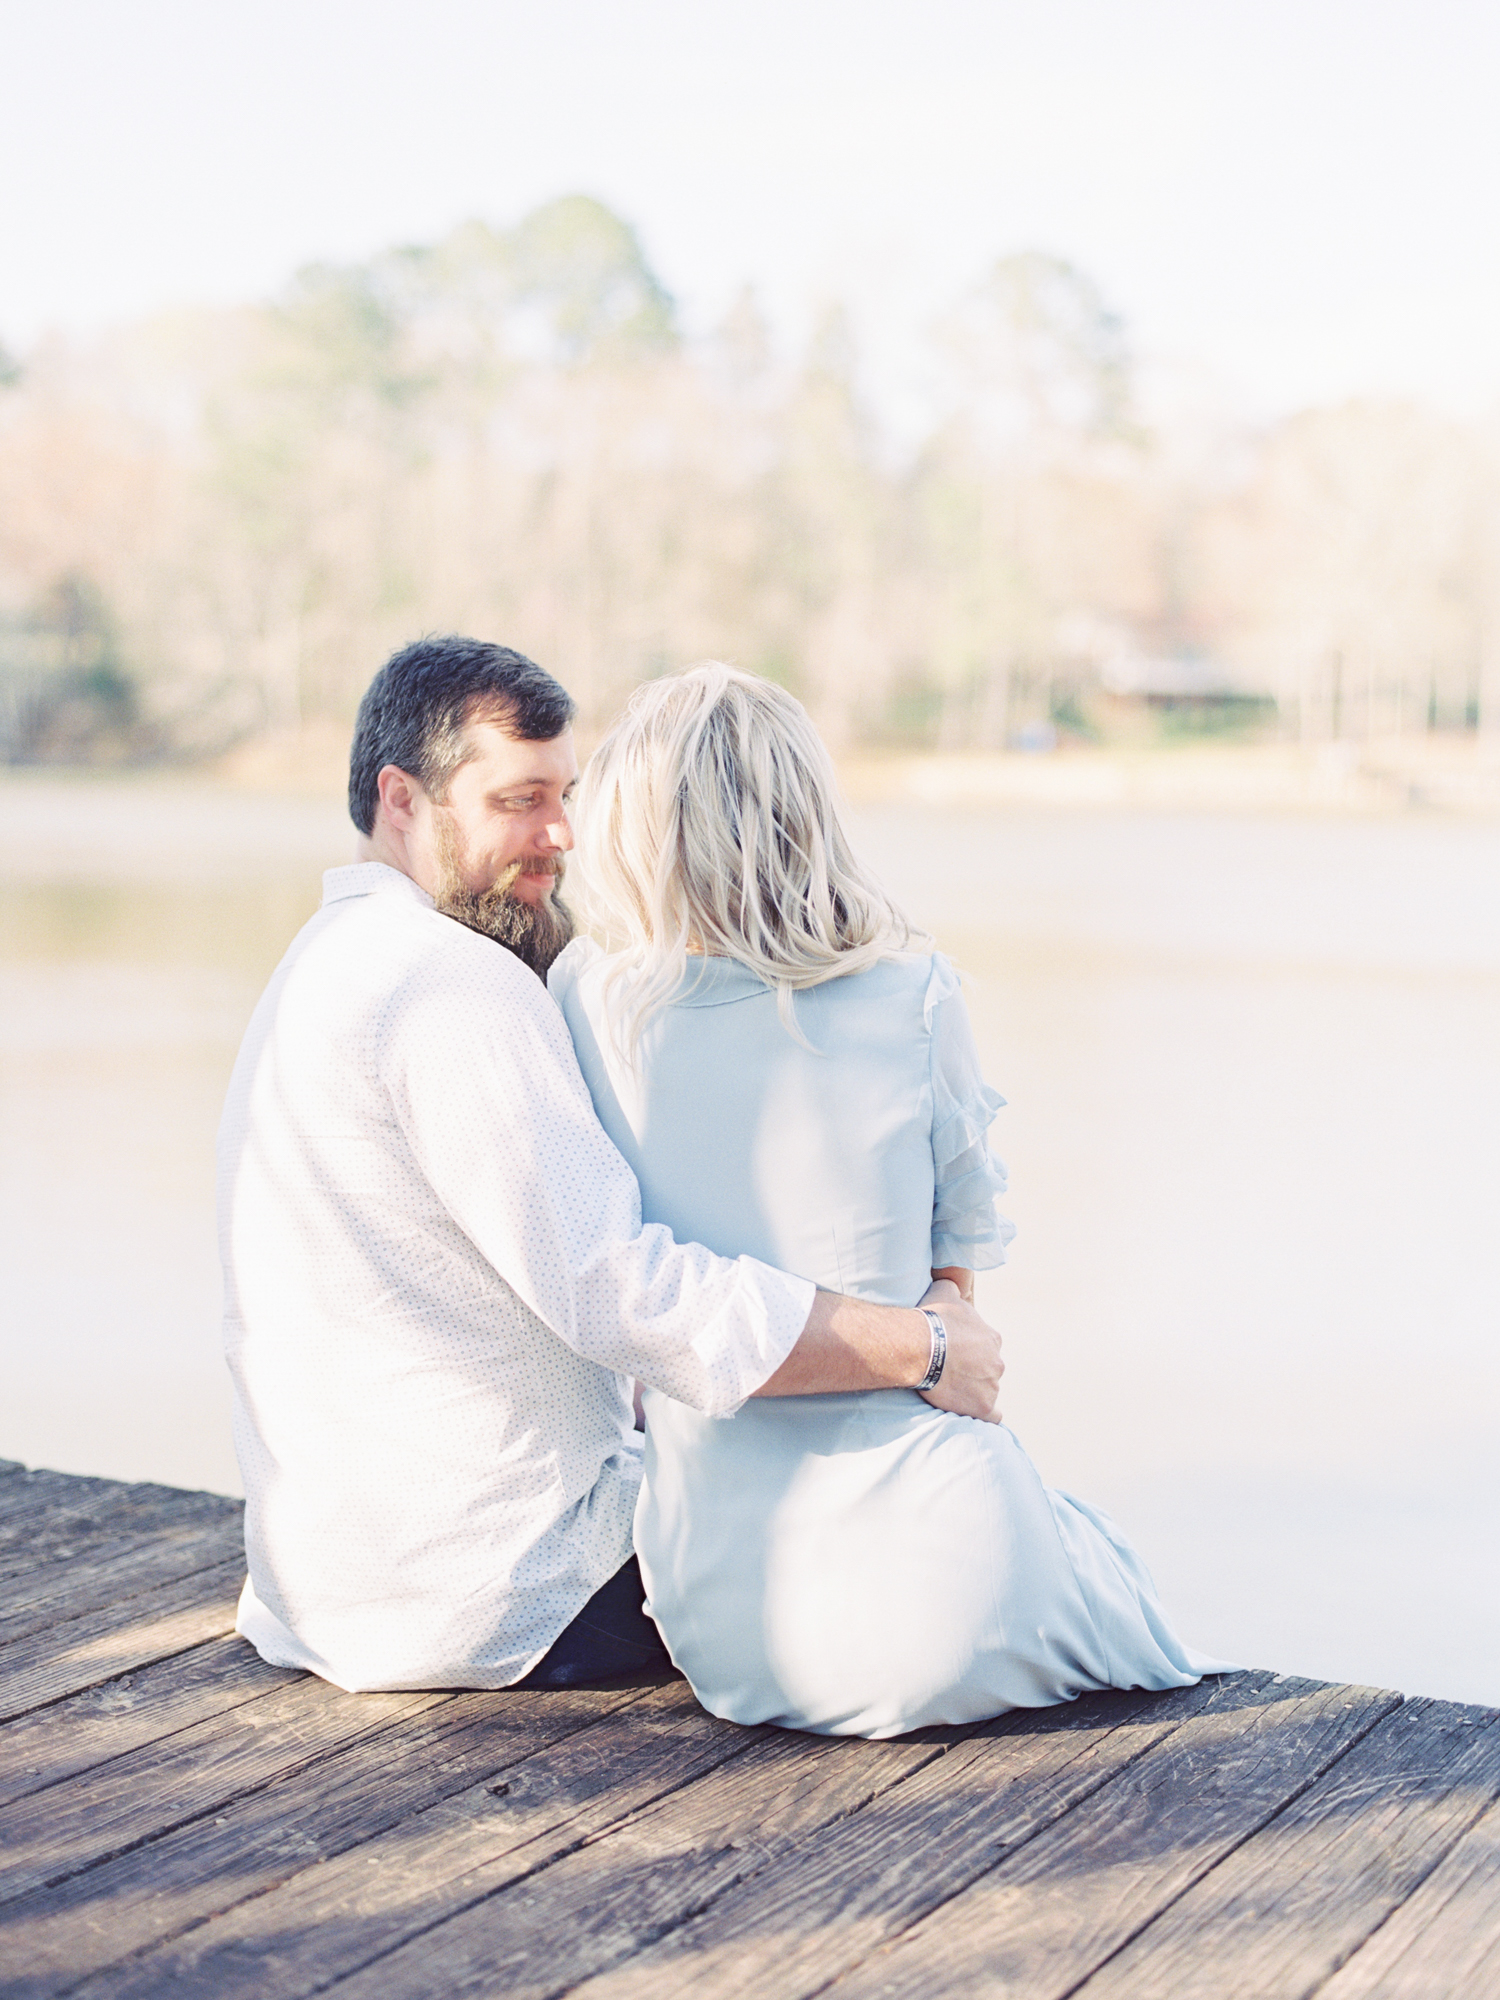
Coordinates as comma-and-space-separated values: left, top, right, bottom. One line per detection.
3, 773, 1498, 1705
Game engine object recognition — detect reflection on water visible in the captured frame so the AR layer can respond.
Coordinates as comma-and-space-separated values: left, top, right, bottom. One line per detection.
0, 779, 350, 1546
3, 776, 1498, 1704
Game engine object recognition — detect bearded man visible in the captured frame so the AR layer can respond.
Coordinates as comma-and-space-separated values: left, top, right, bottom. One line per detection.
218, 635, 1004, 1693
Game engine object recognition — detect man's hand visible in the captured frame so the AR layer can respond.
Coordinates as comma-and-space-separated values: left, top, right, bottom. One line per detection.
918, 1277, 1004, 1424
752, 1282, 1004, 1420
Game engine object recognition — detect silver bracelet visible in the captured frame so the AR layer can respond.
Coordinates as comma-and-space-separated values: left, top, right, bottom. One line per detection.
914, 1307, 947, 1392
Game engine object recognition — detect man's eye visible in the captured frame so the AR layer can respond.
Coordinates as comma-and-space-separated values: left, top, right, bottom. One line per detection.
499, 795, 537, 812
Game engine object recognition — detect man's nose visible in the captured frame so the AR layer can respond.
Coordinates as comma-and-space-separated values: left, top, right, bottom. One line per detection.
542, 808, 574, 852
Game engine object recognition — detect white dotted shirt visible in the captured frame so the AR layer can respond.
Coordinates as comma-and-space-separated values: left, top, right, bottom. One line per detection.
218, 863, 813, 1691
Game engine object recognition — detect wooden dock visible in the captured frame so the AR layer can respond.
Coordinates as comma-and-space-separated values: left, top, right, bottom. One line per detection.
1, 1458, 1497, 1999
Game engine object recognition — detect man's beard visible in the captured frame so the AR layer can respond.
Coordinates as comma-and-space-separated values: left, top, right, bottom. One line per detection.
431, 815, 576, 979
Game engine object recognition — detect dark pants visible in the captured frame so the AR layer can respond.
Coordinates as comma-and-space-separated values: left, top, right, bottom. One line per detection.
515, 1556, 675, 1689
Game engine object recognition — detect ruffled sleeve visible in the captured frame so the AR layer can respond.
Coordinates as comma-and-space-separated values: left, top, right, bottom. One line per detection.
926, 954, 1016, 1272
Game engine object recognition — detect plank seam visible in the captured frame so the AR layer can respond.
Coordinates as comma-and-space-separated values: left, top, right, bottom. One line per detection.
538, 1709, 1233, 2000
549, 1740, 963, 1994
1040, 1689, 1411, 2000
0, 1603, 244, 1726
0, 1528, 230, 1592
1, 1689, 461, 1910
1298, 1745, 1500, 2000
292, 1720, 779, 1999
764, 1706, 1209, 2000
577, 1738, 954, 1866
30, 1686, 663, 1999
0, 1654, 306, 1809
0, 1545, 248, 1653
0, 1555, 244, 1649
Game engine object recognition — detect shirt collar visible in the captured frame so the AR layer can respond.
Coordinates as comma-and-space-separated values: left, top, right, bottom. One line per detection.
321, 862, 435, 910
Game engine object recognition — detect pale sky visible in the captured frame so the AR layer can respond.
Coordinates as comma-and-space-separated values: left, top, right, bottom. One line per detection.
5, 0, 1499, 425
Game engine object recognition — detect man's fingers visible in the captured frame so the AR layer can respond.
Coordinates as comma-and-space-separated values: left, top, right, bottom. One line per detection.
920, 1385, 1005, 1424
917, 1294, 1005, 1423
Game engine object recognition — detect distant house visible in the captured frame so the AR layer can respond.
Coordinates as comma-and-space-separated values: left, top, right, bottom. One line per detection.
1096, 648, 1272, 712
1102, 652, 1246, 700
1099, 651, 1276, 729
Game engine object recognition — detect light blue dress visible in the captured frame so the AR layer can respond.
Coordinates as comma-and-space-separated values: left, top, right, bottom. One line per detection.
550, 941, 1228, 1737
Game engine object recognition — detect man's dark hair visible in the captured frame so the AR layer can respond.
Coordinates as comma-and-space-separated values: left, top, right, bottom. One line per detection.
348, 636, 576, 836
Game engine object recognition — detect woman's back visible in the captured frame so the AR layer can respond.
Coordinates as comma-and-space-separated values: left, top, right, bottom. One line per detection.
550, 944, 1008, 1307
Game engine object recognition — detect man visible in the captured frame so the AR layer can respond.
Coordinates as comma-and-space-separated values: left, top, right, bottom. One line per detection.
219, 635, 1004, 1693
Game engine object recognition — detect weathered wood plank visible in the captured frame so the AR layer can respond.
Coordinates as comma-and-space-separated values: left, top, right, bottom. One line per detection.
0, 1483, 238, 1589
0, 1559, 244, 1723
0, 1470, 232, 1539
0, 1470, 236, 1526
1062, 1697, 1500, 2000
1317, 1787, 1500, 1998
0, 1676, 450, 1906
0, 1501, 195, 1591
555, 1675, 1291, 2000
0, 1471, 140, 1539
2, 1682, 670, 2000
0, 1514, 244, 1648
818, 1676, 1405, 2000
0, 1637, 295, 1809
318, 1713, 952, 2000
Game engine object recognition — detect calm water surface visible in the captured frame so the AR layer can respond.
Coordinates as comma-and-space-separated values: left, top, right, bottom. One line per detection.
3, 775, 1497, 1704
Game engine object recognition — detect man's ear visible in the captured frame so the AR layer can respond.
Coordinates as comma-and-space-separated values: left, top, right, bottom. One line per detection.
375, 764, 423, 831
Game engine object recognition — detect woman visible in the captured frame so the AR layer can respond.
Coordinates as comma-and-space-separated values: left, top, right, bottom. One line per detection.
549, 664, 1227, 1738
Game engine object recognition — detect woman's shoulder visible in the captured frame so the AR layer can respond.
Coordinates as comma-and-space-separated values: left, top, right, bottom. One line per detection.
836, 948, 955, 1010
793, 951, 955, 1038
545, 934, 604, 1006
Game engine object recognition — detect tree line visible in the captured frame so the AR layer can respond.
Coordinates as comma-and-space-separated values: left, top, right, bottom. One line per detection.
2, 194, 1497, 763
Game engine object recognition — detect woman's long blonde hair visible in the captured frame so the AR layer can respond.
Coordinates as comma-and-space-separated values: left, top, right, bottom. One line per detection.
574, 663, 921, 1050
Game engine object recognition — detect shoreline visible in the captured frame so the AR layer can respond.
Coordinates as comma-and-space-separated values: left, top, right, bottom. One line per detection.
838, 736, 1500, 817
9, 728, 1500, 819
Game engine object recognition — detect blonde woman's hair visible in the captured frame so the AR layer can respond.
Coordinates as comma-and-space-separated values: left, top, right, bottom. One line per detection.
574, 663, 922, 1051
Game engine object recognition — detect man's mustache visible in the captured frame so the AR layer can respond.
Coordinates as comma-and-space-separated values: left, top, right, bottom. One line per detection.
495, 856, 566, 895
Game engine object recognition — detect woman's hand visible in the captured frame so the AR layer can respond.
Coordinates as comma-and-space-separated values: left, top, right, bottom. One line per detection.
918, 1277, 1004, 1424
